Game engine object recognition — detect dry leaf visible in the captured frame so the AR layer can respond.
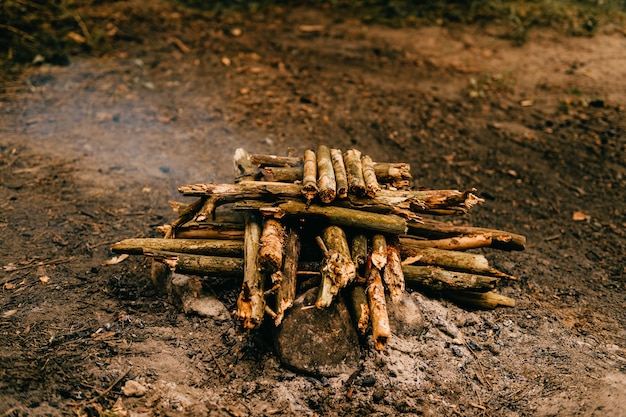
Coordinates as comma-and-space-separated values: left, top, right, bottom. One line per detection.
2, 309, 18, 318
104, 254, 129, 265
3, 263, 17, 272
572, 211, 590, 221
401, 255, 423, 265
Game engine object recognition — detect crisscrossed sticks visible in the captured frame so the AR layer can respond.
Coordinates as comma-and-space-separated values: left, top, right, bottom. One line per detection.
178, 181, 482, 219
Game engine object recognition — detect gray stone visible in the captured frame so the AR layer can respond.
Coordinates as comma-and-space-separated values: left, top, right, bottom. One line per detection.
273, 287, 361, 377
170, 273, 230, 320
387, 292, 425, 338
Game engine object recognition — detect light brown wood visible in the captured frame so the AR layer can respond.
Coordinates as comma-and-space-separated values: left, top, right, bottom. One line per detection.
258, 219, 285, 275
237, 215, 266, 330
383, 238, 405, 302
302, 149, 318, 201
366, 261, 391, 351
316, 145, 337, 203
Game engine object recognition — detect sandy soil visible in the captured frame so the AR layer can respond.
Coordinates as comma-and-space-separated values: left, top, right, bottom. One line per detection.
1, 2, 625, 416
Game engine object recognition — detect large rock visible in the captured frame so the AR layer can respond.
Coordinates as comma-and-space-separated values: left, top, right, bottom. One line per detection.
273, 287, 361, 377
387, 292, 425, 338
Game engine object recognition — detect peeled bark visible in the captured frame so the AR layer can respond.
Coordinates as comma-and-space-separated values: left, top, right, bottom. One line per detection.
330, 148, 349, 198
258, 219, 286, 275
275, 228, 301, 326
237, 215, 266, 330
316, 226, 356, 308
366, 263, 391, 351
383, 239, 405, 302
302, 149, 318, 201
361, 155, 381, 198
316, 145, 337, 203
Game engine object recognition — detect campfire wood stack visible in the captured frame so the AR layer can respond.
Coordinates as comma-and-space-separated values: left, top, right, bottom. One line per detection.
112, 146, 526, 351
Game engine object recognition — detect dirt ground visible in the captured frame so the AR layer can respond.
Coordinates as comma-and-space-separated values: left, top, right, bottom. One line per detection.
1, 1, 626, 416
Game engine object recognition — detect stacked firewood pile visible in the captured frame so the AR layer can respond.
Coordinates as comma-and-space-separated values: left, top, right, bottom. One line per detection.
112, 146, 525, 351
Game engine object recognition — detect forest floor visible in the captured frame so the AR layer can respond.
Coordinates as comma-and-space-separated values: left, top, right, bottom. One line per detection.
1, 1, 625, 416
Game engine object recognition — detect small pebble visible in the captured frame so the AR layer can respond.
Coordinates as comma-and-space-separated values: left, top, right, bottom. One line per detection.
122, 380, 147, 397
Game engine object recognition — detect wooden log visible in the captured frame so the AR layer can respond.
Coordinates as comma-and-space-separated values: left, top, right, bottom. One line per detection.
400, 234, 493, 251
383, 238, 405, 302
350, 233, 368, 273
407, 219, 526, 251
347, 285, 370, 334
371, 234, 387, 270
373, 162, 412, 187
399, 245, 516, 279
112, 238, 243, 257
344, 149, 366, 196
249, 153, 301, 167
446, 291, 516, 309
275, 228, 301, 326
258, 219, 285, 276
315, 226, 357, 308
330, 148, 349, 198
402, 265, 499, 292
237, 215, 266, 330
179, 181, 302, 199
233, 148, 259, 182
361, 155, 381, 198
261, 167, 300, 183
143, 250, 243, 277
157, 224, 245, 240
165, 197, 205, 238
316, 145, 337, 203
255, 201, 408, 235
366, 260, 391, 351
302, 149, 318, 201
